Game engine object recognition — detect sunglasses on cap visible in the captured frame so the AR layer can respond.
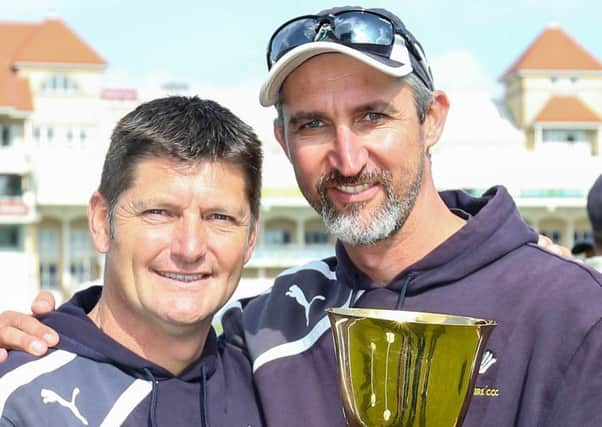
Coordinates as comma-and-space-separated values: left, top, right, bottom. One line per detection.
266, 9, 434, 90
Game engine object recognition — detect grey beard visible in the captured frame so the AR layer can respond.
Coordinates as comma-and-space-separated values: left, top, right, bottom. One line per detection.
319, 166, 423, 246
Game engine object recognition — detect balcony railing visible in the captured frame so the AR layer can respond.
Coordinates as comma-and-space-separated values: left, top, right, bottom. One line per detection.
248, 243, 334, 267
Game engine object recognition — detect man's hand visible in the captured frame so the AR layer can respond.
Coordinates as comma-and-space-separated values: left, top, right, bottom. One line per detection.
537, 235, 573, 258
0, 291, 59, 362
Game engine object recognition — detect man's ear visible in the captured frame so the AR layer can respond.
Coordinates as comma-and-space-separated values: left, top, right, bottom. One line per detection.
422, 90, 450, 152
273, 118, 291, 160
88, 191, 111, 253
243, 221, 259, 265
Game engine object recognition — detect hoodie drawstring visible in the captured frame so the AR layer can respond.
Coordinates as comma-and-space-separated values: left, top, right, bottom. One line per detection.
143, 366, 209, 427
395, 275, 412, 310
200, 365, 208, 427
144, 368, 159, 427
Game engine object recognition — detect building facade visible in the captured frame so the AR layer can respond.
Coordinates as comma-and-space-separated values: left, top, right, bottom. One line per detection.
1, 19, 600, 311
0, 18, 137, 311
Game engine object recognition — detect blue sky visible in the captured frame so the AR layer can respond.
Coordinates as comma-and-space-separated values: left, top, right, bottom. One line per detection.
4, 0, 602, 95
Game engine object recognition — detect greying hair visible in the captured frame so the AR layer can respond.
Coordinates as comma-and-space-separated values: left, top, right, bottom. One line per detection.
99, 96, 263, 234
274, 73, 434, 134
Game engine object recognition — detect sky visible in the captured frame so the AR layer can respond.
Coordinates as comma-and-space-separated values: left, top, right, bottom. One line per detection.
3, 0, 602, 146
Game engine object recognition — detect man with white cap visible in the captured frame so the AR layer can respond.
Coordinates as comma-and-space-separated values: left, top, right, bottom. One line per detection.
1, 6, 601, 427
233, 6, 602, 426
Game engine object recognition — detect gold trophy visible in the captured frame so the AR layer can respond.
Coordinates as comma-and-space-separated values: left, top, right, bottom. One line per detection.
327, 307, 495, 427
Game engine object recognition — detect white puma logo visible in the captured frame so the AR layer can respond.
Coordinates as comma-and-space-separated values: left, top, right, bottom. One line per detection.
41, 387, 89, 425
286, 284, 326, 326
479, 350, 497, 374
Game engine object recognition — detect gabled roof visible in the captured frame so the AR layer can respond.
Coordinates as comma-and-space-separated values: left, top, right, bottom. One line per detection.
0, 17, 106, 113
0, 63, 33, 112
534, 96, 601, 123
502, 25, 602, 78
11, 18, 106, 66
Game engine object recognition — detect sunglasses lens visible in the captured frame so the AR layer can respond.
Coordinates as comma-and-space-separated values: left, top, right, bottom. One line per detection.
333, 12, 393, 46
270, 18, 317, 66
268, 12, 395, 69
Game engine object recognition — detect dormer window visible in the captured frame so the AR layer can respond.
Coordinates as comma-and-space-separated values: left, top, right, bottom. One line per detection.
542, 129, 587, 144
0, 125, 13, 147
40, 75, 79, 93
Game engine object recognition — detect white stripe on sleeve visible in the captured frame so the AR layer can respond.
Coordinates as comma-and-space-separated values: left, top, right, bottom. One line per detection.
100, 379, 152, 426
0, 349, 77, 415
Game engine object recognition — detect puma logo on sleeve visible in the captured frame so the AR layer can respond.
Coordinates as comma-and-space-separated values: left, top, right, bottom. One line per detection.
286, 284, 326, 326
41, 387, 89, 425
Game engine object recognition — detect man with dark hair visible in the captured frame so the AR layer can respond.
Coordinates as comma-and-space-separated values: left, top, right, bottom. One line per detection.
0, 96, 264, 426
584, 175, 602, 270
0, 6, 600, 427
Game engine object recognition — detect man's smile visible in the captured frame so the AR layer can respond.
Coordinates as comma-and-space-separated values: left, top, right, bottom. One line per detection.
155, 271, 211, 283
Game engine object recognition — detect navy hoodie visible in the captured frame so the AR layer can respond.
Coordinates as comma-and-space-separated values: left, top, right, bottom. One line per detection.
0, 286, 264, 427
223, 186, 602, 427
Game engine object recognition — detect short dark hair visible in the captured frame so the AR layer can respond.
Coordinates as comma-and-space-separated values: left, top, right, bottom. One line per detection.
587, 174, 602, 241
99, 96, 263, 228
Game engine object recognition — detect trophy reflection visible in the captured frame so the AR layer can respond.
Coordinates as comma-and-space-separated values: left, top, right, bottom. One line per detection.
327, 308, 495, 427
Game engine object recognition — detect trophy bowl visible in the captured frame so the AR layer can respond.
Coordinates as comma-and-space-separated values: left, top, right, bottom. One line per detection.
326, 307, 495, 427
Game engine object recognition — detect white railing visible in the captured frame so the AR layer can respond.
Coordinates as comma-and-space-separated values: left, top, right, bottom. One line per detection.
247, 244, 334, 267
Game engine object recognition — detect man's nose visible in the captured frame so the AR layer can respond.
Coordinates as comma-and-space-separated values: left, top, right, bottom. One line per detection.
328, 125, 368, 176
171, 216, 207, 264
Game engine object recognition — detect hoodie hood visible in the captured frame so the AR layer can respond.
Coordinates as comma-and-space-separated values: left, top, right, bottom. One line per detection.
40, 286, 218, 383
336, 186, 539, 295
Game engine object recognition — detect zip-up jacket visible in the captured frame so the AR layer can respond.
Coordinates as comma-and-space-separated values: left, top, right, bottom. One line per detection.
224, 186, 602, 427
0, 286, 264, 427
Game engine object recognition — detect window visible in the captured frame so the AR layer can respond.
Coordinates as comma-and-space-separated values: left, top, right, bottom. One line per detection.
70, 228, 93, 285
70, 229, 92, 254
39, 228, 59, 257
265, 229, 291, 245
574, 230, 593, 242
40, 263, 59, 289
47, 128, 54, 143
33, 127, 41, 144
80, 129, 87, 145
0, 175, 22, 197
305, 230, 329, 244
0, 125, 11, 147
66, 129, 73, 145
542, 129, 588, 144
40, 75, 79, 93
0, 225, 21, 249
70, 262, 90, 285
39, 228, 60, 289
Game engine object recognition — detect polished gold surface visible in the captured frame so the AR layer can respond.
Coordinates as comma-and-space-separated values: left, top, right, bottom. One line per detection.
327, 308, 496, 427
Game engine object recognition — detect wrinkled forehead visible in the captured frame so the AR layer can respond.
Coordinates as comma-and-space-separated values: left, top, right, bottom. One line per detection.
278, 53, 405, 104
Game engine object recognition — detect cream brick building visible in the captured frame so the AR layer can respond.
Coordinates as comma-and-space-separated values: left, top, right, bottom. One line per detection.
1, 19, 600, 311
0, 18, 137, 311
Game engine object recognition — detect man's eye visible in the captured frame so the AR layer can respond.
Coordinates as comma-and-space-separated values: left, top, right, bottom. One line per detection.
210, 213, 231, 221
145, 209, 166, 216
301, 119, 323, 129
364, 112, 385, 121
